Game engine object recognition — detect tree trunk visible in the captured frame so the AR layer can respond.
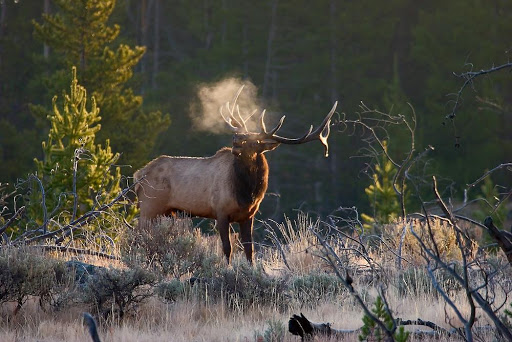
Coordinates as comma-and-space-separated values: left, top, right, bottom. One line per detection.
329, 0, 339, 206
140, 0, 155, 93
242, 21, 248, 78
262, 0, 278, 98
151, 0, 160, 89
43, 0, 50, 59
0, 0, 6, 68
203, 0, 213, 49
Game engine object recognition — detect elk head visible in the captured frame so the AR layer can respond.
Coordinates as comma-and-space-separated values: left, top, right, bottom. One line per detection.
221, 86, 338, 156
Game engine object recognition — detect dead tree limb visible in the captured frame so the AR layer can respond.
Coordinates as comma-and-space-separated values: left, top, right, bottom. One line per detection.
448, 62, 512, 120
32, 245, 119, 260
310, 228, 396, 341
408, 177, 512, 341
17, 181, 138, 245
83, 312, 101, 342
0, 206, 25, 237
288, 313, 357, 341
288, 313, 485, 341
483, 216, 512, 265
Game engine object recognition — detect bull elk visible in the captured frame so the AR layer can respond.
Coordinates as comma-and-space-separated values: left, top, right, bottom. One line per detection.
134, 88, 337, 263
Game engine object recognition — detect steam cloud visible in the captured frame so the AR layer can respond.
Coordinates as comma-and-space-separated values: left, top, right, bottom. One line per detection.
190, 78, 263, 133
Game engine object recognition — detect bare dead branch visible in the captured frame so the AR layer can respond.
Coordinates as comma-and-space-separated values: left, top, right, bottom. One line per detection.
83, 312, 102, 342
28, 245, 119, 260
483, 216, 512, 265
467, 163, 512, 189
262, 220, 292, 271
309, 228, 395, 340
448, 62, 512, 120
410, 181, 512, 340
17, 181, 138, 246
0, 206, 25, 237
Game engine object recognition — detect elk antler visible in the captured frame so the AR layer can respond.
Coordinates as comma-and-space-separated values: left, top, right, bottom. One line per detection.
260, 101, 338, 157
220, 85, 258, 132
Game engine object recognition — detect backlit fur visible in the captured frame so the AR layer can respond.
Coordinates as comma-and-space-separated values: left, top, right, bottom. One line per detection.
134, 136, 278, 263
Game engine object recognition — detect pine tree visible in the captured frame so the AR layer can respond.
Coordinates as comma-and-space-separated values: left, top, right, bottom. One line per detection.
30, 67, 121, 223
361, 141, 405, 230
359, 296, 410, 342
32, 0, 170, 169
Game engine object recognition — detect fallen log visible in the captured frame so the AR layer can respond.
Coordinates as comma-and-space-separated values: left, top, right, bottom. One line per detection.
288, 313, 494, 340
288, 313, 357, 341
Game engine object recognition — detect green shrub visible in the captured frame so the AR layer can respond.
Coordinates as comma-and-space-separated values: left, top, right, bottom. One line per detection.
254, 319, 286, 342
0, 247, 70, 311
396, 266, 462, 298
221, 261, 287, 310
290, 272, 346, 307
155, 279, 186, 302
81, 265, 157, 319
191, 260, 288, 311
121, 216, 221, 279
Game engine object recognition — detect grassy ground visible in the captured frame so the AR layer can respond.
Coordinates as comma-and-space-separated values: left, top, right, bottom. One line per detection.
1, 286, 484, 342
0, 215, 509, 341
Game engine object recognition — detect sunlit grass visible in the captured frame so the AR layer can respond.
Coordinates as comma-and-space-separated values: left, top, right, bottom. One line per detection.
0, 214, 508, 341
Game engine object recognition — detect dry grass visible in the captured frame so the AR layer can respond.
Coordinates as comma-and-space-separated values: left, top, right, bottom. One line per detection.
0, 215, 509, 341
0, 293, 498, 342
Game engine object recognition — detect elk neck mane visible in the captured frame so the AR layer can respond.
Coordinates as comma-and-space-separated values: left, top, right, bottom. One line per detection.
230, 148, 269, 209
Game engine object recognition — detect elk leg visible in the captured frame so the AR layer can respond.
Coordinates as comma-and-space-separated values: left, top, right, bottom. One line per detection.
216, 216, 232, 263
239, 218, 254, 263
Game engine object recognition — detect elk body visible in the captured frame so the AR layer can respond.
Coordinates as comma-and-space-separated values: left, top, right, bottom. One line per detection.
134, 89, 337, 263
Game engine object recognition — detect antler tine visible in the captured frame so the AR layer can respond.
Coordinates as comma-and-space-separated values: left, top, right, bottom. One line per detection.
222, 85, 256, 132
259, 109, 286, 135
221, 103, 242, 132
264, 101, 338, 157
235, 105, 249, 132
297, 125, 314, 140
245, 108, 258, 123
269, 115, 286, 135
259, 109, 268, 133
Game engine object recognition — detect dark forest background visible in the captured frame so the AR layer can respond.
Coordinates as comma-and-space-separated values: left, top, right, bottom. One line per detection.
1, 0, 511, 222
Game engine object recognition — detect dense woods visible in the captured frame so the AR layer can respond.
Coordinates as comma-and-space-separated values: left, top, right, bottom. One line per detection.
1, 0, 511, 220
1, 2, 512, 341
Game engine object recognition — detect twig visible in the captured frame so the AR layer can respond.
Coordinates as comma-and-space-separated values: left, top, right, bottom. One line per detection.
28, 174, 49, 234
396, 223, 407, 269
0, 206, 25, 237
309, 228, 394, 340
21, 182, 137, 245
467, 163, 512, 188
411, 182, 512, 340
262, 221, 292, 271
448, 62, 512, 120
29, 245, 119, 260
